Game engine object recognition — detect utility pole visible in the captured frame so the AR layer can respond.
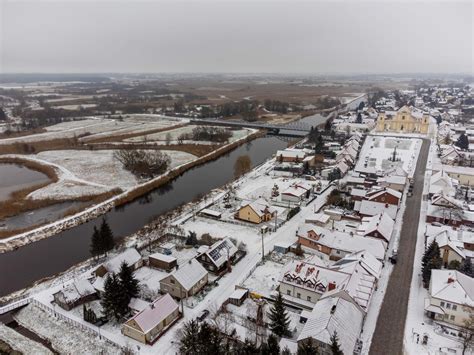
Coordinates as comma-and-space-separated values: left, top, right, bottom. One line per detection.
261, 228, 265, 263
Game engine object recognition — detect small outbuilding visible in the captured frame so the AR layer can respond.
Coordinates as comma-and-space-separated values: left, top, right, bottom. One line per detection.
149, 253, 177, 271
228, 288, 249, 306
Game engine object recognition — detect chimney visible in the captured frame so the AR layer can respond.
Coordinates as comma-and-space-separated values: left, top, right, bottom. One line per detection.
188, 259, 192, 264
447, 277, 455, 284
328, 282, 336, 291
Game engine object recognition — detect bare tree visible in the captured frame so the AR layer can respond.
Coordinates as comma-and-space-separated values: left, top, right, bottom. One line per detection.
234, 155, 252, 178
114, 149, 171, 178
461, 305, 474, 355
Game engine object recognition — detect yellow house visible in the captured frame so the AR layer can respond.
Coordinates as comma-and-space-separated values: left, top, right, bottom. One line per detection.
235, 199, 276, 224
122, 294, 180, 344
376, 106, 430, 134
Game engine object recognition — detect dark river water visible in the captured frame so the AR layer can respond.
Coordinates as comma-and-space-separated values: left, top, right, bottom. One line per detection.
0, 163, 50, 202
0, 114, 327, 297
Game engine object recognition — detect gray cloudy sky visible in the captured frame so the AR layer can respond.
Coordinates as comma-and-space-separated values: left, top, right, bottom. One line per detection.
0, 0, 472, 74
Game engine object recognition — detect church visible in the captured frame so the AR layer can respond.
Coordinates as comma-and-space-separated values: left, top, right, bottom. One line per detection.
375, 106, 430, 134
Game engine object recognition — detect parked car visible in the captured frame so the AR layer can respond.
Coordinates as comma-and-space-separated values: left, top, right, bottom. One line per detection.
197, 309, 209, 322
389, 249, 398, 264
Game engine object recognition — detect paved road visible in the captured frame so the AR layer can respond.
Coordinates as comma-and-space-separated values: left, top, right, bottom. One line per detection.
369, 139, 430, 355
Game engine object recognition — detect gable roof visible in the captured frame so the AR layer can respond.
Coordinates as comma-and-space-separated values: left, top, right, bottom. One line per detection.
358, 212, 394, 243
171, 259, 208, 291
355, 200, 398, 219
55, 279, 96, 304
102, 248, 141, 274
430, 270, 474, 307
126, 294, 179, 334
297, 297, 363, 355
203, 237, 238, 268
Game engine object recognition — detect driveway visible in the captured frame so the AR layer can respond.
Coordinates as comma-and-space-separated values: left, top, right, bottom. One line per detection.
369, 138, 430, 355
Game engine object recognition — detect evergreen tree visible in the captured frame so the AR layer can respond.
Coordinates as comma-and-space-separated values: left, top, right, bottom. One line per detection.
199, 322, 223, 354
118, 261, 140, 300
186, 231, 198, 246
269, 292, 290, 337
266, 334, 280, 354
422, 241, 442, 288
456, 133, 469, 150
459, 259, 474, 277
238, 339, 259, 355
89, 226, 102, 258
330, 331, 343, 355
179, 320, 202, 354
297, 339, 319, 355
101, 273, 129, 321
100, 218, 114, 255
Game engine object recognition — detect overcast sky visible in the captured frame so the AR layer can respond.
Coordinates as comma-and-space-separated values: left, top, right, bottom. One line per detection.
0, 0, 472, 74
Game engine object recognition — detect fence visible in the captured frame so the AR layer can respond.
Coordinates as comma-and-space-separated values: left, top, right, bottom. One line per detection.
29, 298, 128, 353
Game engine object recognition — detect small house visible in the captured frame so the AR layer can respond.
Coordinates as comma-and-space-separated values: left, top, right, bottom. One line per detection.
159, 259, 208, 299
94, 248, 142, 277
53, 279, 98, 311
197, 237, 238, 274
122, 294, 180, 344
236, 199, 276, 224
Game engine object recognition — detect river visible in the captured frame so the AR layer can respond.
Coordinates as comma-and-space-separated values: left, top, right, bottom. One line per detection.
0, 114, 327, 297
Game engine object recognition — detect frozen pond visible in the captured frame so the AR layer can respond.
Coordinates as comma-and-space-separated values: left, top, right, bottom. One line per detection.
0, 164, 50, 202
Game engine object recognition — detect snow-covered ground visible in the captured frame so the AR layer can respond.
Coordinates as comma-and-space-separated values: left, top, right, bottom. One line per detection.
0, 323, 53, 355
356, 135, 422, 178
0, 115, 186, 145
29, 149, 196, 199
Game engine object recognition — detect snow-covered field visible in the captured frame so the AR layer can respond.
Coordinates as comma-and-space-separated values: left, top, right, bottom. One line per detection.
124, 125, 252, 145
355, 135, 422, 178
0, 115, 186, 145
23, 149, 196, 200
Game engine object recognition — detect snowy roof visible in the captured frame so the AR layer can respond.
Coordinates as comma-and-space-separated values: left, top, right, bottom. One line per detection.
426, 231, 465, 259
430, 270, 474, 307
241, 198, 276, 217
298, 225, 386, 260
103, 248, 141, 274
358, 212, 394, 243
367, 187, 402, 200
129, 297, 150, 313
55, 279, 96, 304
125, 294, 179, 334
305, 212, 330, 225
350, 188, 367, 198
355, 200, 398, 219
171, 259, 208, 291
297, 296, 364, 355
282, 186, 307, 197
149, 252, 177, 264
203, 237, 238, 269
377, 175, 407, 186
229, 288, 248, 300
331, 250, 382, 279
276, 149, 306, 159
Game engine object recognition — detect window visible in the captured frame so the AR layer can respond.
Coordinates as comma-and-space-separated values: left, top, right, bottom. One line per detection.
450, 315, 455, 321
307, 296, 312, 302
297, 293, 301, 299
440, 301, 445, 307
446, 303, 451, 309
452, 305, 457, 311
287, 290, 291, 296
170, 279, 175, 284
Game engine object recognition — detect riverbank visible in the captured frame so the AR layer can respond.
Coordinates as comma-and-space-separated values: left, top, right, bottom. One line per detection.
0, 129, 263, 253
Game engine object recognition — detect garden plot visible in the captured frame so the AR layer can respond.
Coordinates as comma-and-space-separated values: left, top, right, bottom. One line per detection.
355, 135, 422, 178
28, 149, 196, 200
14, 304, 121, 355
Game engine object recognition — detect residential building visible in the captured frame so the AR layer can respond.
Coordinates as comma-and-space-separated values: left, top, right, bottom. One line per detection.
94, 248, 142, 277
196, 237, 238, 274
148, 253, 177, 271
235, 198, 276, 224
122, 294, 180, 344
425, 270, 474, 327
53, 279, 98, 311
159, 259, 208, 299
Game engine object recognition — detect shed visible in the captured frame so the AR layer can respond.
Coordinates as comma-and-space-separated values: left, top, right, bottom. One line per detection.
159, 243, 176, 255
149, 253, 177, 271
200, 208, 222, 219
228, 288, 249, 306
273, 241, 294, 254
